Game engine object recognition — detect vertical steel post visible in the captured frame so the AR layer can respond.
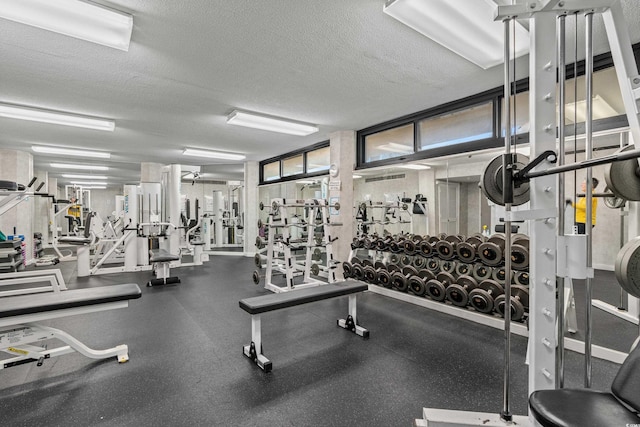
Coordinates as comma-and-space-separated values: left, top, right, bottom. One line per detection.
501, 17, 513, 423
556, 14, 567, 390
584, 11, 594, 389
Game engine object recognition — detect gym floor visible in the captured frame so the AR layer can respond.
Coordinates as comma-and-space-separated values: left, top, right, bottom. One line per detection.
0, 257, 629, 426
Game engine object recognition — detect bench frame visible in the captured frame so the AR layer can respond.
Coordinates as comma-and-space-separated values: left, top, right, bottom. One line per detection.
242, 287, 369, 372
148, 248, 181, 287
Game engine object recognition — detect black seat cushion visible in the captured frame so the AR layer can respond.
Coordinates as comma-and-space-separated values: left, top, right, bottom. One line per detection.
612, 342, 640, 411
0, 180, 18, 191
149, 249, 179, 262
529, 389, 640, 427
58, 236, 93, 245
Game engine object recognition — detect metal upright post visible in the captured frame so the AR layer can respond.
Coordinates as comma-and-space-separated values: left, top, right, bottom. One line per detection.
556, 13, 567, 390
501, 17, 513, 423
584, 11, 594, 389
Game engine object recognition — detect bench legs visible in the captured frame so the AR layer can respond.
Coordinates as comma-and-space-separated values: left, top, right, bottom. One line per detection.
337, 294, 370, 338
148, 262, 181, 287
243, 314, 272, 372
1, 324, 130, 369
243, 294, 369, 372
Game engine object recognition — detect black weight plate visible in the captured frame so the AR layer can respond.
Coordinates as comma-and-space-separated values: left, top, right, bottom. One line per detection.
363, 265, 377, 283
455, 262, 471, 277
353, 264, 365, 280
445, 284, 469, 307
362, 259, 373, 267
426, 279, 446, 301
403, 265, 418, 277
469, 289, 494, 313
426, 258, 440, 272
436, 271, 455, 285
472, 263, 492, 281
408, 276, 426, 297
254, 253, 263, 268
413, 256, 427, 269
457, 275, 478, 290
252, 270, 261, 285
378, 270, 392, 288
435, 240, 455, 260
479, 279, 504, 296
391, 272, 409, 292
605, 144, 640, 201
456, 242, 476, 263
481, 153, 530, 206
478, 242, 503, 266
374, 261, 386, 270
351, 257, 362, 265
510, 244, 529, 270
342, 262, 353, 278
418, 269, 435, 281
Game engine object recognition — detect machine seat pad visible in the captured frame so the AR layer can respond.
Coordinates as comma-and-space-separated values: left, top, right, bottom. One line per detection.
239, 281, 368, 315
0, 180, 18, 191
0, 283, 141, 319
191, 239, 205, 246
58, 236, 93, 245
149, 249, 180, 262
529, 389, 640, 427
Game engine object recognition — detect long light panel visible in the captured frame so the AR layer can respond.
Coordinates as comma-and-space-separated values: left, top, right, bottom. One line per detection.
62, 174, 108, 180
227, 110, 318, 136
183, 148, 245, 161
33, 145, 111, 159
383, 0, 529, 69
0, 0, 133, 51
51, 163, 109, 171
0, 103, 115, 131
70, 181, 109, 186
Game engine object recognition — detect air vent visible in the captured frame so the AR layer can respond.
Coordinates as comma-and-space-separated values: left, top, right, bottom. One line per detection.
182, 179, 228, 185
364, 174, 406, 183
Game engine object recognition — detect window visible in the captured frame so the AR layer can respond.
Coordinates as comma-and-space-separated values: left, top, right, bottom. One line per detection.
306, 146, 330, 173
501, 91, 529, 136
282, 154, 304, 177
419, 101, 493, 151
263, 161, 280, 182
364, 123, 414, 162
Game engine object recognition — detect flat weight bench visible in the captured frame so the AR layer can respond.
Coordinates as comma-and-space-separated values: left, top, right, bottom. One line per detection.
148, 249, 181, 287
529, 339, 640, 426
239, 281, 369, 372
0, 283, 141, 369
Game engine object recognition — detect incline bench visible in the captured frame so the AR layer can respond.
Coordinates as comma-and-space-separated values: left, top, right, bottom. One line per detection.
239, 281, 369, 372
0, 283, 141, 369
148, 249, 181, 287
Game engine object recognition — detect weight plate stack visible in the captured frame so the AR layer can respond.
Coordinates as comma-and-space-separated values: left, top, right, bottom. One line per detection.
481, 153, 530, 206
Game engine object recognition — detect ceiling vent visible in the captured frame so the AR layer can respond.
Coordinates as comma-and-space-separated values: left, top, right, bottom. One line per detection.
364, 174, 406, 183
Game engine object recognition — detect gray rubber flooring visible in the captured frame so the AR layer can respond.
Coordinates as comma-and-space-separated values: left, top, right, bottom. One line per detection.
0, 257, 626, 426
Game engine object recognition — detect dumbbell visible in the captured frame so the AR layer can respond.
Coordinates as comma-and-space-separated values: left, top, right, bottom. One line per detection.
510, 236, 530, 270
413, 255, 427, 269
351, 258, 365, 281
445, 275, 479, 307
491, 266, 514, 285
254, 253, 264, 268
363, 260, 382, 284
377, 264, 393, 288
426, 271, 456, 301
251, 269, 298, 285
435, 235, 462, 260
390, 265, 419, 292
478, 234, 505, 266
389, 238, 403, 253
469, 279, 504, 313
454, 262, 473, 277
472, 263, 492, 282
362, 236, 374, 250
456, 235, 484, 263
407, 269, 435, 297
418, 239, 434, 257
494, 285, 530, 322
514, 271, 529, 286
375, 236, 394, 251
440, 259, 457, 276
255, 236, 266, 249
399, 254, 413, 267
425, 258, 440, 272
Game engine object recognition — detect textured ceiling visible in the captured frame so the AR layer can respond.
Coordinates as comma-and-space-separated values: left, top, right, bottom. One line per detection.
0, 0, 639, 185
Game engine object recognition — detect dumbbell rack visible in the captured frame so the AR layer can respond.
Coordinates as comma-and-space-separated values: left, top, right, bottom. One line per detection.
355, 200, 412, 237
261, 198, 336, 293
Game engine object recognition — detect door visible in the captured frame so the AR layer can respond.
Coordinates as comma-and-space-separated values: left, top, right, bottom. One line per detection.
438, 181, 460, 235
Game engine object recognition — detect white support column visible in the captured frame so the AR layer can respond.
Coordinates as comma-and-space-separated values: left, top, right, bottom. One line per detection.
34, 170, 49, 247
168, 164, 181, 256
244, 161, 259, 256
528, 12, 558, 394
140, 162, 164, 183
329, 130, 356, 280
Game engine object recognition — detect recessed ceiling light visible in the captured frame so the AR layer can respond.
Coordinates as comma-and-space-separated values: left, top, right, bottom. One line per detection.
0, 0, 133, 51
399, 164, 431, 170
183, 148, 245, 161
51, 163, 109, 171
33, 145, 111, 158
297, 180, 316, 184
353, 174, 363, 179
62, 174, 108, 180
0, 103, 115, 131
227, 110, 318, 136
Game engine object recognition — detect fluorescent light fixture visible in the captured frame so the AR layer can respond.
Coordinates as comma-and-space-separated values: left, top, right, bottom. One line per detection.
227, 110, 318, 136
383, 0, 529, 69
0, 103, 115, 131
51, 163, 109, 171
82, 186, 107, 190
70, 181, 109, 186
399, 164, 431, 170
353, 174, 363, 179
563, 95, 619, 123
183, 148, 245, 161
62, 174, 108, 180
0, 0, 133, 51
33, 145, 111, 159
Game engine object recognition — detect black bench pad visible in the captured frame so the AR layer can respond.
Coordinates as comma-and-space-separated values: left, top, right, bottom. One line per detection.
0, 283, 141, 319
149, 249, 180, 262
59, 236, 92, 245
0, 180, 18, 191
240, 281, 368, 315
529, 389, 640, 427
